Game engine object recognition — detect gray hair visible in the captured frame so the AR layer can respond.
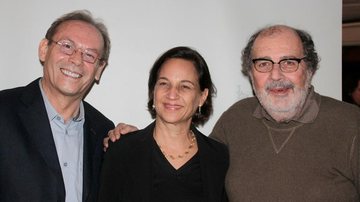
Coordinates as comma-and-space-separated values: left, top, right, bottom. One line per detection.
44, 10, 111, 67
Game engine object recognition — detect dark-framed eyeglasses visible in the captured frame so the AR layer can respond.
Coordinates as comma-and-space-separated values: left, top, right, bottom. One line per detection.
48, 39, 103, 64
252, 57, 306, 73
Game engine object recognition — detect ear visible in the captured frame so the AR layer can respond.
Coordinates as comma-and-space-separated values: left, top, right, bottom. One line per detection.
94, 62, 106, 83
38, 38, 49, 63
199, 88, 209, 106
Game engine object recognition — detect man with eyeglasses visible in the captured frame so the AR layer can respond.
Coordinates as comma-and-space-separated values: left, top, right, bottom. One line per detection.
0, 10, 134, 202
105, 24, 360, 200
209, 25, 360, 201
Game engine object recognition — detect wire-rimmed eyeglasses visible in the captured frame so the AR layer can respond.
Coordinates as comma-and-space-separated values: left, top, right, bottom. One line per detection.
252, 57, 306, 73
48, 39, 103, 64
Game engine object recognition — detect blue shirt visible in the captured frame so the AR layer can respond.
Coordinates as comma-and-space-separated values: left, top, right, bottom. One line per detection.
39, 80, 84, 202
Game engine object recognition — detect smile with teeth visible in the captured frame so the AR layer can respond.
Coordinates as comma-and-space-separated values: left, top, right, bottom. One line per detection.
61, 68, 82, 78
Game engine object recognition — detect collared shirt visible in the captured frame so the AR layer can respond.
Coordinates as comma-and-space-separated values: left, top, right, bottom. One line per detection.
39, 80, 84, 202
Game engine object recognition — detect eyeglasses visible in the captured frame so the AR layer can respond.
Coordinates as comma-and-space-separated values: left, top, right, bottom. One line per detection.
49, 39, 102, 64
252, 57, 306, 73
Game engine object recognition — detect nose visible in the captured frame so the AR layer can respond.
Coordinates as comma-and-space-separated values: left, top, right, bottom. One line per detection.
166, 86, 180, 99
68, 49, 83, 66
269, 64, 284, 81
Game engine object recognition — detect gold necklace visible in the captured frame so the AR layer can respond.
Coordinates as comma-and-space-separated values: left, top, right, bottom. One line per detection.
156, 130, 196, 160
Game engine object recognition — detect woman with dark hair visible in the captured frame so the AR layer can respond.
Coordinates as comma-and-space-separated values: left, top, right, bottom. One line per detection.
98, 46, 229, 202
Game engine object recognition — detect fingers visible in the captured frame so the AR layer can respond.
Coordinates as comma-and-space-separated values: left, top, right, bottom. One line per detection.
118, 123, 138, 135
103, 123, 139, 152
115, 123, 138, 136
103, 137, 110, 152
102, 128, 121, 152
107, 129, 119, 142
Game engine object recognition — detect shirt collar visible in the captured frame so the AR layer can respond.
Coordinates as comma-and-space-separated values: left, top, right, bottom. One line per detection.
39, 79, 84, 122
253, 85, 320, 124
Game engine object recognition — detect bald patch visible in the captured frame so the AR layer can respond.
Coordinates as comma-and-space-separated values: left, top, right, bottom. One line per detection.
258, 25, 297, 39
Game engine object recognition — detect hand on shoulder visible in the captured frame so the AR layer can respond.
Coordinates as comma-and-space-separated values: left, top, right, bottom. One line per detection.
103, 123, 138, 151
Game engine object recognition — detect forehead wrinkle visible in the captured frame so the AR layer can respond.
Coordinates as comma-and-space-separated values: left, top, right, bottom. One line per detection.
252, 31, 303, 60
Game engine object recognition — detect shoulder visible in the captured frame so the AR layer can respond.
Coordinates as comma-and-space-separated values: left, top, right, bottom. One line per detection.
213, 96, 258, 130
0, 85, 28, 105
194, 129, 228, 158
0, 79, 41, 111
319, 95, 360, 119
107, 123, 154, 153
221, 96, 258, 118
210, 97, 259, 144
0, 86, 24, 98
83, 101, 114, 129
195, 130, 229, 172
316, 95, 360, 138
112, 129, 149, 146
0, 88, 22, 113
197, 132, 227, 151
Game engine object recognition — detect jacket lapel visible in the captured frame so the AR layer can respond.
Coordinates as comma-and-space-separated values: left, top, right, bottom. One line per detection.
127, 123, 155, 200
82, 116, 100, 202
194, 127, 220, 202
17, 79, 64, 187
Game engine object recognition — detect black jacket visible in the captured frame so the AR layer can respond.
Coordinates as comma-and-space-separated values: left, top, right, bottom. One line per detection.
0, 78, 114, 202
98, 122, 229, 202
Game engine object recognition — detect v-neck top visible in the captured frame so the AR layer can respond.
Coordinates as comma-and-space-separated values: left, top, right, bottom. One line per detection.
151, 138, 204, 202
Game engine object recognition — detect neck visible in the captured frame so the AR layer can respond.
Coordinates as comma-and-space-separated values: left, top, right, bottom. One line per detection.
153, 120, 198, 168
153, 126, 196, 161
268, 109, 300, 123
41, 80, 82, 122
153, 123, 192, 146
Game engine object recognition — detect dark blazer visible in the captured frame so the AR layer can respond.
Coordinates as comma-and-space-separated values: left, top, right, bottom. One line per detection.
0, 78, 114, 202
98, 122, 229, 202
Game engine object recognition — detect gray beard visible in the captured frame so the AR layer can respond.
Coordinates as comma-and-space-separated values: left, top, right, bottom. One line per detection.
252, 75, 312, 123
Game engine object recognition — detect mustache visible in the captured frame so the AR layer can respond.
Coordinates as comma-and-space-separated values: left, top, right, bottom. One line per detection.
265, 80, 294, 91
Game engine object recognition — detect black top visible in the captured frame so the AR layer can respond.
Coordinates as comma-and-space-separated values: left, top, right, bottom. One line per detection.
151, 138, 204, 202
98, 122, 229, 202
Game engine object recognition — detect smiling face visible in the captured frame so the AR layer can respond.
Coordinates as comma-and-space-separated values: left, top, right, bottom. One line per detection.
250, 27, 312, 122
39, 20, 105, 102
153, 58, 208, 126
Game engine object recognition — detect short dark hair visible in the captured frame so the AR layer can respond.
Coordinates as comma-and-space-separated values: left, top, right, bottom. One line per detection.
44, 10, 110, 67
147, 46, 216, 126
241, 25, 319, 77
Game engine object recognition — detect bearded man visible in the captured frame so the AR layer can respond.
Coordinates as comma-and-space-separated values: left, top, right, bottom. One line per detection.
210, 25, 360, 201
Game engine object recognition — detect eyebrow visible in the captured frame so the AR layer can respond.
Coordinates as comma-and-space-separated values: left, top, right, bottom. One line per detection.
253, 55, 303, 60
157, 77, 196, 86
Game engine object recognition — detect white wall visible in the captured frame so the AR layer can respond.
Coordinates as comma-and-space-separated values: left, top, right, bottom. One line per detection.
0, 0, 341, 134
